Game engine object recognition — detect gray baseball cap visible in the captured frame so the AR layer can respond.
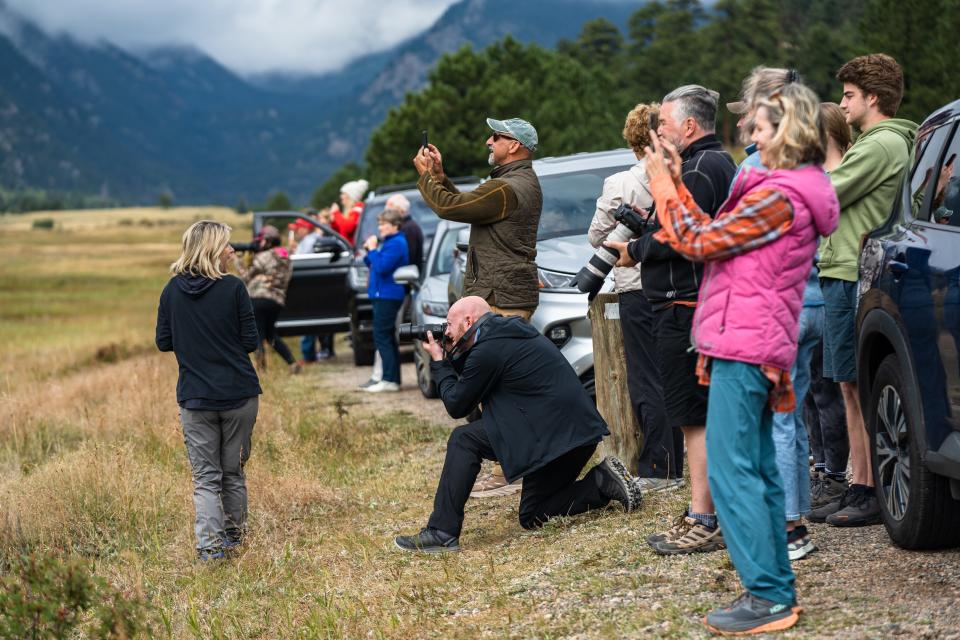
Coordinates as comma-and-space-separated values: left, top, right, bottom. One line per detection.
486, 117, 538, 152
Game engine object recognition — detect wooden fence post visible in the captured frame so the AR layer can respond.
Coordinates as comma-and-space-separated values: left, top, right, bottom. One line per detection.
589, 293, 641, 471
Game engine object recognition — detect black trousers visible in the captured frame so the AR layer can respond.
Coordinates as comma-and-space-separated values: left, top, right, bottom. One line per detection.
252, 298, 295, 365
427, 420, 609, 537
619, 290, 681, 479
804, 338, 849, 472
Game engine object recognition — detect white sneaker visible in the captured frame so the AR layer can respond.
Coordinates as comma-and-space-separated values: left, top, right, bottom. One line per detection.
363, 380, 400, 393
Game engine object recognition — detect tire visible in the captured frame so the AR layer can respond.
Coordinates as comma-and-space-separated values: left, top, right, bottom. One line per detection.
414, 349, 438, 399
868, 353, 960, 549
351, 339, 375, 367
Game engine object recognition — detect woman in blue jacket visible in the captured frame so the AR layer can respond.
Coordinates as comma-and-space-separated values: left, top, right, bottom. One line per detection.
362, 209, 409, 392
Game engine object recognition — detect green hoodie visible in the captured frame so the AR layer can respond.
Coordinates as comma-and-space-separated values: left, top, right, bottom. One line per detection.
819, 118, 918, 281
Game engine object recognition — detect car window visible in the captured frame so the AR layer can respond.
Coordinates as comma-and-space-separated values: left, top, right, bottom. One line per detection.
431, 228, 461, 276
909, 124, 953, 221
358, 193, 441, 244
930, 125, 960, 226
537, 167, 632, 240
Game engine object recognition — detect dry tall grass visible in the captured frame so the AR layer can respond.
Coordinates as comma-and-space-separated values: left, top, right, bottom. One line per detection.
1, 208, 959, 638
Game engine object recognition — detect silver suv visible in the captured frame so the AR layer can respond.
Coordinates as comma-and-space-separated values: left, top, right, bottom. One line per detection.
441, 148, 637, 399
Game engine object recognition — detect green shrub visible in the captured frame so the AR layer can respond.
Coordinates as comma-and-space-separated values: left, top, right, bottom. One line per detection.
31, 218, 55, 230
0, 553, 152, 639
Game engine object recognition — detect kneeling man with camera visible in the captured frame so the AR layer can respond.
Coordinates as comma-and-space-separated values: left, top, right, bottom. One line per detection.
394, 296, 642, 553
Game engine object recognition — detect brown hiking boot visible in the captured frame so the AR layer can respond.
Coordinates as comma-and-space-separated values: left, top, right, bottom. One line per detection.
470, 465, 521, 498
646, 511, 692, 547
651, 517, 725, 555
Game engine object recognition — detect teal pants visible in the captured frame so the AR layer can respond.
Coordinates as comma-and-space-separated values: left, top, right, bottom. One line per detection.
705, 359, 796, 605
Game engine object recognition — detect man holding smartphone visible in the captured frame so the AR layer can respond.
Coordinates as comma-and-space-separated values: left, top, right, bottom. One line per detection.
413, 117, 543, 498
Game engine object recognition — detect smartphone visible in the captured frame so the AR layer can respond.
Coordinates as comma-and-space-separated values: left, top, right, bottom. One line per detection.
649, 112, 659, 132
421, 129, 429, 149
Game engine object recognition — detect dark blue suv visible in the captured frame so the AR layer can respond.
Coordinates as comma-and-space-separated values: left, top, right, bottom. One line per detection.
858, 100, 960, 549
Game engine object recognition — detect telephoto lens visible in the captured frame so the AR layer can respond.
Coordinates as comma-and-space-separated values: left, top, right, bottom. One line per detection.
229, 241, 260, 253
572, 203, 651, 297
398, 323, 447, 343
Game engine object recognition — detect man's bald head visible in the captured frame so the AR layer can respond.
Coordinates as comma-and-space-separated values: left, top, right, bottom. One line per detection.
445, 296, 492, 346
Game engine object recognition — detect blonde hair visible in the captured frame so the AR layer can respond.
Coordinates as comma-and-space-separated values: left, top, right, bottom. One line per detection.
737, 67, 797, 146
622, 103, 659, 153
170, 220, 232, 279
754, 83, 825, 170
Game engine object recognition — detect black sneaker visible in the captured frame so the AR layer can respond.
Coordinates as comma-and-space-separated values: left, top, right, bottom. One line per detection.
595, 456, 642, 513
394, 528, 460, 554
810, 472, 847, 509
705, 592, 799, 635
826, 487, 881, 527
808, 485, 853, 523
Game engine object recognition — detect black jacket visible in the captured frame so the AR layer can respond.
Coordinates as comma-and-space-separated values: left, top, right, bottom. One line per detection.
400, 215, 424, 270
156, 274, 262, 407
628, 134, 736, 308
429, 315, 609, 481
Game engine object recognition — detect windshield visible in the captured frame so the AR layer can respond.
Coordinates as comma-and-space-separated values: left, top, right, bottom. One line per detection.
537, 166, 633, 240
357, 193, 439, 245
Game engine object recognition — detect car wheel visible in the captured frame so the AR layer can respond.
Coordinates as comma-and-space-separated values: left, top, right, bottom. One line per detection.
414, 349, 438, 399
352, 342, 375, 367
869, 353, 960, 549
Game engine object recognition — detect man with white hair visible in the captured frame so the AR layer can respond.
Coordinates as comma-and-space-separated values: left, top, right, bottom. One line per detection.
331, 179, 369, 246
394, 297, 642, 553
385, 193, 424, 270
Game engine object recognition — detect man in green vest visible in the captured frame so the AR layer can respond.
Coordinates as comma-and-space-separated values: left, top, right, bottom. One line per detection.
414, 117, 543, 497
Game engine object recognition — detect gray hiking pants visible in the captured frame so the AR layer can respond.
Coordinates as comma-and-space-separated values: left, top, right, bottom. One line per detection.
179, 396, 258, 551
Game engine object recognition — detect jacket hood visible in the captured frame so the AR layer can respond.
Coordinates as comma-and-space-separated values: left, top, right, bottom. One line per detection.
476, 314, 540, 342
860, 117, 918, 149
175, 274, 218, 297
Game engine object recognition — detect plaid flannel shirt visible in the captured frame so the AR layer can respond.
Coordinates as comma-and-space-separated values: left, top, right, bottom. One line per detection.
648, 171, 798, 412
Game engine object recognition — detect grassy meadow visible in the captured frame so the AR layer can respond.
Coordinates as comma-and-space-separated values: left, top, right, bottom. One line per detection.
1, 207, 959, 639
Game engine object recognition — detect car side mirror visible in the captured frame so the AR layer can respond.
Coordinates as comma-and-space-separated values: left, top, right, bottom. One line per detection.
314, 236, 347, 261
394, 264, 420, 286
455, 227, 470, 253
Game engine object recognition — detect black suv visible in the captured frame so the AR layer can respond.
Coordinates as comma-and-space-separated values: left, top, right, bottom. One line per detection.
250, 211, 353, 337
857, 99, 960, 549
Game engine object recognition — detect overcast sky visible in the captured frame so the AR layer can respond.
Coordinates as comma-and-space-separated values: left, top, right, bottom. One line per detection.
5, 0, 460, 75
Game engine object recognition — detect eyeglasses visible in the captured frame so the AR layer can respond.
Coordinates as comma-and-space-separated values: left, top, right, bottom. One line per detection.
492, 132, 517, 143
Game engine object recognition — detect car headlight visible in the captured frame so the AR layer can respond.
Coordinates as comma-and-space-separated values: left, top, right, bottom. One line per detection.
348, 265, 369, 290
547, 324, 572, 348
538, 267, 577, 291
421, 299, 449, 317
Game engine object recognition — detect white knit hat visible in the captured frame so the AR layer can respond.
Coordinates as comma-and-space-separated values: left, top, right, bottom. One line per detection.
340, 179, 369, 202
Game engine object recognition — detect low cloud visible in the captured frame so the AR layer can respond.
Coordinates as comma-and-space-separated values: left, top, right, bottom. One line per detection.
5, 0, 458, 74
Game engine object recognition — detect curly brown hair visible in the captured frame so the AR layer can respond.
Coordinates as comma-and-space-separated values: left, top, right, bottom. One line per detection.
836, 53, 904, 117
622, 103, 660, 154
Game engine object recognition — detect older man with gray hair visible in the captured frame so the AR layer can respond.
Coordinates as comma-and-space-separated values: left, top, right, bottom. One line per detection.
607, 84, 736, 556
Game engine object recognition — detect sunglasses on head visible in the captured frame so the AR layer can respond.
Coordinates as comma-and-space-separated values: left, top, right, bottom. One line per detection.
492, 132, 517, 142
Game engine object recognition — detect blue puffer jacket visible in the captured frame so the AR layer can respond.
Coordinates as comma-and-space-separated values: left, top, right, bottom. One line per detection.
364, 232, 409, 300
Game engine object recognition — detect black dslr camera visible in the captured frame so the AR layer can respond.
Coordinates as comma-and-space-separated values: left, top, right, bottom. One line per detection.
398, 323, 447, 343
572, 203, 653, 297
229, 241, 260, 254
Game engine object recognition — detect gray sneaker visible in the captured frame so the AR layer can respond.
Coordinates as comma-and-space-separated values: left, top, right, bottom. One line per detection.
826, 488, 881, 527
634, 476, 684, 493
705, 592, 799, 635
810, 472, 847, 509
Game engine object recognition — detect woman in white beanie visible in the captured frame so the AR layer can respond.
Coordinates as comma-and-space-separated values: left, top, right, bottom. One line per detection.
331, 179, 369, 246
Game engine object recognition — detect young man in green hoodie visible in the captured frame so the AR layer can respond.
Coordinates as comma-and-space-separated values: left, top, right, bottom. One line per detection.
812, 54, 918, 527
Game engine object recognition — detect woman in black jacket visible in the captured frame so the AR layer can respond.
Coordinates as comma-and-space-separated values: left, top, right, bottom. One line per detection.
156, 220, 262, 561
